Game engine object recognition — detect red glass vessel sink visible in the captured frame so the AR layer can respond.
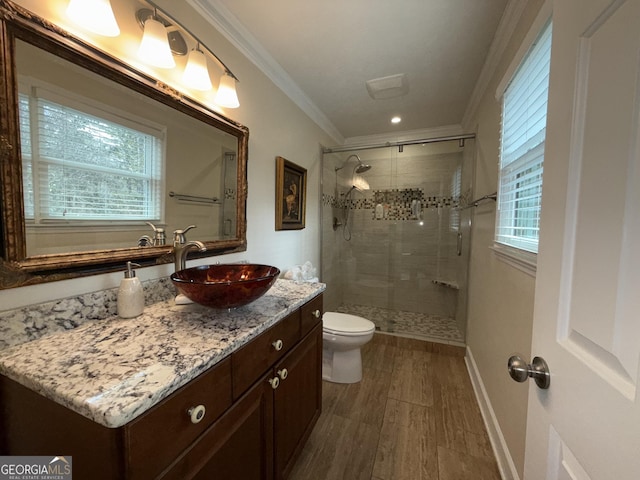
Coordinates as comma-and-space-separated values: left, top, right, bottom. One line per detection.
171, 264, 280, 309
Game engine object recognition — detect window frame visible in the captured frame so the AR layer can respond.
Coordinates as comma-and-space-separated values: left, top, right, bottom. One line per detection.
18, 75, 167, 228
492, 5, 553, 276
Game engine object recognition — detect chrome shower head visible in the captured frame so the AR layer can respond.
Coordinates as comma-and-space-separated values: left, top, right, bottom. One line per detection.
355, 163, 371, 174
335, 154, 372, 174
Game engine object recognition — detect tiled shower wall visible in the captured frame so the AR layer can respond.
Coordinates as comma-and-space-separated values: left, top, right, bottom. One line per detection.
321, 140, 473, 338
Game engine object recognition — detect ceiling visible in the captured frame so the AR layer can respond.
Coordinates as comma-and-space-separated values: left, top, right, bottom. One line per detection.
194, 0, 510, 142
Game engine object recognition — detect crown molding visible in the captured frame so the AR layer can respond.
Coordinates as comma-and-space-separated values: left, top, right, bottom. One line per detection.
461, 0, 528, 130
187, 0, 344, 144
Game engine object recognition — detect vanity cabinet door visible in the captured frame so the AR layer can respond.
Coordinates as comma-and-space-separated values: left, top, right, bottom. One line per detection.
232, 310, 301, 399
159, 371, 274, 480
124, 357, 232, 479
273, 323, 322, 480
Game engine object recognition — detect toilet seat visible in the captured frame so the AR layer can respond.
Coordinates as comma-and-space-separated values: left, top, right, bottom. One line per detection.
323, 312, 375, 336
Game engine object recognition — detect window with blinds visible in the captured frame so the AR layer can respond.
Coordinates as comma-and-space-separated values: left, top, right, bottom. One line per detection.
19, 84, 164, 223
496, 21, 552, 253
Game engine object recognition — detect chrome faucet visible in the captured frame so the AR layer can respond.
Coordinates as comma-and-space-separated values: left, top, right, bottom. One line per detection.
138, 222, 166, 247
137, 235, 154, 247
173, 225, 206, 272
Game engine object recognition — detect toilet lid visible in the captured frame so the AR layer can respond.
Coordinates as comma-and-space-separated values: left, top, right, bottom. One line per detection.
322, 312, 375, 334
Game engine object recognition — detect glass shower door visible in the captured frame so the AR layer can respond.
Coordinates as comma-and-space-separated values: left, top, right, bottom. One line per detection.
321, 138, 474, 344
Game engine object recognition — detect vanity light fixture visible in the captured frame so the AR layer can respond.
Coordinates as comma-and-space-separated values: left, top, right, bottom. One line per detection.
67, 0, 241, 107
135, 1, 240, 107
66, 0, 120, 37
183, 44, 213, 91
137, 9, 176, 69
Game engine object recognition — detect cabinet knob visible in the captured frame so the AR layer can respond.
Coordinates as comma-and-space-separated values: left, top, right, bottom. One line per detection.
312, 309, 321, 318
272, 339, 283, 351
188, 404, 206, 424
268, 376, 280, 389
277, 368, 288, 380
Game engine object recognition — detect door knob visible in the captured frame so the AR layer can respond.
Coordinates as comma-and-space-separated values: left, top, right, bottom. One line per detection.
507, 355, 550, 389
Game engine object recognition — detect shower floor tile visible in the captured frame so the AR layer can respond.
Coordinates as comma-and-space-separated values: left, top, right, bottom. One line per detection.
336, 304, 464, 344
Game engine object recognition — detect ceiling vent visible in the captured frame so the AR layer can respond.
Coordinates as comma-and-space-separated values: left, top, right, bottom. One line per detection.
365, 73, 409, 100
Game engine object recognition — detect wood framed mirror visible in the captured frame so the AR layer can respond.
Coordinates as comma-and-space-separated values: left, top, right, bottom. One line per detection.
0, 0, 248, 289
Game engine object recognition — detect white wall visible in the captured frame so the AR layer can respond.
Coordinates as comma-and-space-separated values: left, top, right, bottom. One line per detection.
0, 0, 334, 311
463, 2, 544, 478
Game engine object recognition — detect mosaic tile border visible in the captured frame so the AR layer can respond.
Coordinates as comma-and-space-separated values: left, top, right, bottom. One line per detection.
323, 188, 460, 222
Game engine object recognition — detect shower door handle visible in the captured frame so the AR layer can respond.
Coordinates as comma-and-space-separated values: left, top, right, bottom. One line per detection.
457, 233, 463, 256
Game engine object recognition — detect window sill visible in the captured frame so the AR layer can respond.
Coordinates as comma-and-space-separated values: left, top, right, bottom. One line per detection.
490, 243, 537, 277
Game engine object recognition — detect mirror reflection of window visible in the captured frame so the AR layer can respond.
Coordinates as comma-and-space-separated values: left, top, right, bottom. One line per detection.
18, 81, 165, 224
10, 38, 242, 262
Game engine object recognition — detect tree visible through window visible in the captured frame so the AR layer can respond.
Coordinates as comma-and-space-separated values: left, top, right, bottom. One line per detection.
19, 85, 163, 223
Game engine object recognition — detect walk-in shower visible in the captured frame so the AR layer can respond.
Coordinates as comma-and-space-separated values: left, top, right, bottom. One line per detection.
321, 136, 475, 344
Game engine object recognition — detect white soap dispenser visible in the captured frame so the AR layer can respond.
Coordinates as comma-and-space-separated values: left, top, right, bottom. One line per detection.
375, 203, 384, 220
117, 262, 144, 318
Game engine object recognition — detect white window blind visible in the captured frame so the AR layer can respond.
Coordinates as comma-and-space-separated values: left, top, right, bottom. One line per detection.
19, 86, 163, 223
496, 21, 552, 253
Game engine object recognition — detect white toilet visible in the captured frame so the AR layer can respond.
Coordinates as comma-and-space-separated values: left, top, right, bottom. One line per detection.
322, 312, 376, 383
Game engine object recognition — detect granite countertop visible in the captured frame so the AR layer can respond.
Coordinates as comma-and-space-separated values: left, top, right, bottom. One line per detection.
0, 279, 325, 429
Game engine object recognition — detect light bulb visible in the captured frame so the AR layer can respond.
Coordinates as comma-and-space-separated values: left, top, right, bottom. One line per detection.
183, 48, 212, 91
138, 17, 175, 69
215, 74, 240, 108
66, 0, 120, 37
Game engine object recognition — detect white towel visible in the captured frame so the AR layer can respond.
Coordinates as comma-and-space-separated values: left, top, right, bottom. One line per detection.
284, 261, 318, 283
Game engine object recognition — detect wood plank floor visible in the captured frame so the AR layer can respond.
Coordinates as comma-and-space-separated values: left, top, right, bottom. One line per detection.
289, 334, 501, 480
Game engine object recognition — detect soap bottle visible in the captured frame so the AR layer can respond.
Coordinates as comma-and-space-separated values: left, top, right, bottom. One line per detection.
375, 203, 384, 220
117, 262, 144, 318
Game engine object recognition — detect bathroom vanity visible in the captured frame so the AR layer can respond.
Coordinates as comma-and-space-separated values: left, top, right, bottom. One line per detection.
0, 280, 324, 480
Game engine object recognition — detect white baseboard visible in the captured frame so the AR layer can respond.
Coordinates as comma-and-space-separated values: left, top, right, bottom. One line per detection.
465, 347, 521, 480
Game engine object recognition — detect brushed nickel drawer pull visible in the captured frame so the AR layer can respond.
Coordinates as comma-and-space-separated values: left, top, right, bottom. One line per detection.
268, 377, 280, 389
312, 309, 321, 318
272, 339, 283, 351
277, 368, 288, 380
188, 404, 206, 424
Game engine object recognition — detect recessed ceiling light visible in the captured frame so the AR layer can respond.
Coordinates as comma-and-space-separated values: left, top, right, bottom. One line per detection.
391, 116, 401, 124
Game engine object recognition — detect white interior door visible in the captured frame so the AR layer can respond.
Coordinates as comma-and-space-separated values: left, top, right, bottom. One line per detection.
524, 0, 640, 479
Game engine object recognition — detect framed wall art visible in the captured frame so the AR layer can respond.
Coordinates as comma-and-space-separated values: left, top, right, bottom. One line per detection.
275, 156, 306, 230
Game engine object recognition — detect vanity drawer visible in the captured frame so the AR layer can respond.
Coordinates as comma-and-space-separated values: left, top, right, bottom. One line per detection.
300, 293, 323, 337
124, 356, 232, 480
231, 310, 301, 399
